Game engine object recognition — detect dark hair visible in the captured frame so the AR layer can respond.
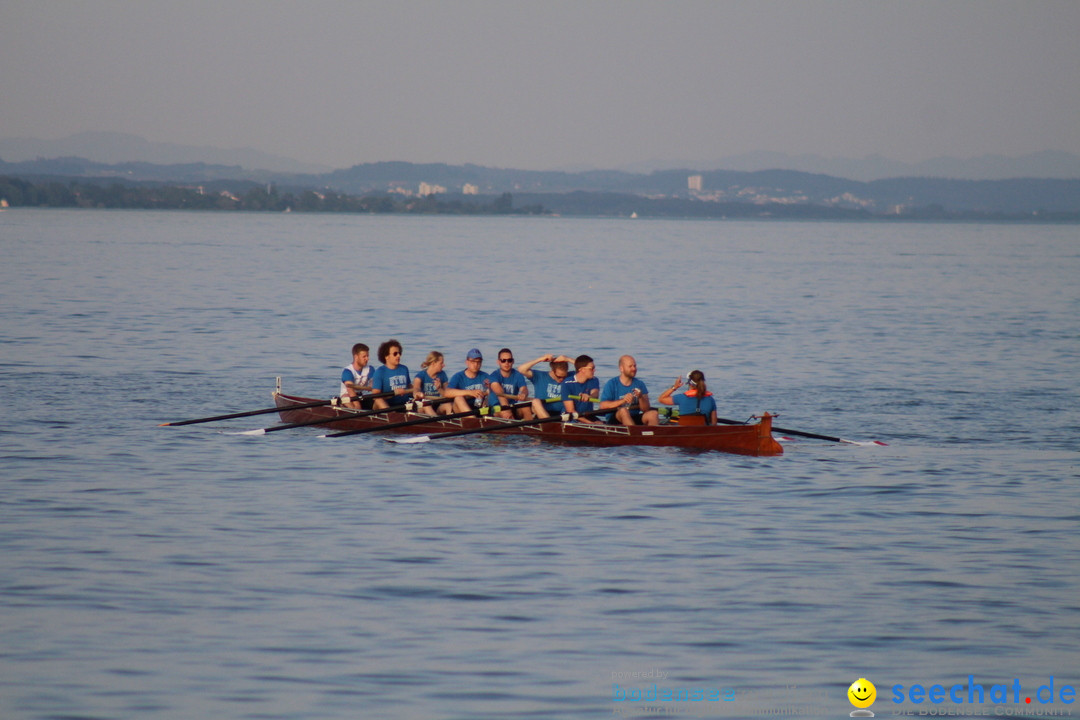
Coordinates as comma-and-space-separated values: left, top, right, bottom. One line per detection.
688, 370, 707, 411
574, 354, 593, 370
550, 360, 569, 374
378, 339, 402, 363
351, 343, 369, 356
497, 347, 513, 359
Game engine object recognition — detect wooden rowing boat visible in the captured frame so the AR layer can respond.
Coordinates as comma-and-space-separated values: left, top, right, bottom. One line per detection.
273, 392, 783, 456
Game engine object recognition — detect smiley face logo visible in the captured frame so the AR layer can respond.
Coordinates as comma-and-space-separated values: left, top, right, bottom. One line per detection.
848, 678, 876, 709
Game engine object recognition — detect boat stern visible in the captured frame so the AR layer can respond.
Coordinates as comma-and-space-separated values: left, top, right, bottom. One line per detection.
758, 412, 784, 456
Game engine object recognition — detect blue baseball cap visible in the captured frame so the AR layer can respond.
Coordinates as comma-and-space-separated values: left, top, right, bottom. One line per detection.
466, 348, 483, 360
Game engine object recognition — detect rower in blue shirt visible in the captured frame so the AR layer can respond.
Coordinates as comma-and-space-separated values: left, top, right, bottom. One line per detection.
518, 352, 574, 419
598, 355, 660, 426
369, 338, 414, 409
412, 350, 453, 415
561, 355, 601, 421
488, 347, 533, 419
446, 348, 491, 412
657, 370, 718, 425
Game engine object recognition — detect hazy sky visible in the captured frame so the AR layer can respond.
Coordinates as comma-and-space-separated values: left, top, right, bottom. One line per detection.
2, 0, 1078, 170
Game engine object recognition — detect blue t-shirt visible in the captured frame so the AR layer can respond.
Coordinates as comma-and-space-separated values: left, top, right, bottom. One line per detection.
487, 368, 529, 407
415, 369, 449, 397
673, 392, 717, 420
371, 364, 412, 406
601, 376, 651, 422
448, 370, 490, 407
531, 371, 566, 414
561, 376, 600, 415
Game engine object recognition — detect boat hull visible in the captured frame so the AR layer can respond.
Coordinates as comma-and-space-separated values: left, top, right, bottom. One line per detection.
274, 393, 783, 456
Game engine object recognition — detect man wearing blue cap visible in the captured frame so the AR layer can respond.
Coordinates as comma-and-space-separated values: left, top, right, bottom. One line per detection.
446, 348, 491, 412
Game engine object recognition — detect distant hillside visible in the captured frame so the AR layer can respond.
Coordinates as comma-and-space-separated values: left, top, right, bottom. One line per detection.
318, 162, 639, 195
317, 164, 1080, 214
0, 156, 281, 183
6, 133, 1080, 181
2, 156, 1079, 217
623, 150, 1080, 181
0, 132, 329, 174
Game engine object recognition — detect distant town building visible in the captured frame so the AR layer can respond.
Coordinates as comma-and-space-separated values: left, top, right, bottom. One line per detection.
419, 182, 446, 196
462, 183, 479, 195
688, 175, 703, 191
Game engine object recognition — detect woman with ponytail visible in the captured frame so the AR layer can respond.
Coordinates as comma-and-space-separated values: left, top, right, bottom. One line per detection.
412, 350, 453, 415
657, 369, 717, 425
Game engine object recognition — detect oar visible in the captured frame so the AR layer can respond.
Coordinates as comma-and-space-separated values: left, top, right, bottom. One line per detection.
322, 401, 534, 439
715, 416, 886, 446
158, 390, 397, 426
387, 405, 615, 444
236, 395, 456, 436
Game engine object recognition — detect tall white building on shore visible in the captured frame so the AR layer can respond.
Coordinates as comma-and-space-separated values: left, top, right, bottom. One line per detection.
419, 182, 446, 196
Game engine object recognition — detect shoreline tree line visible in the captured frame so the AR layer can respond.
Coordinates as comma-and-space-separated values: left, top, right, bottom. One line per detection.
0, 177, 543, 215
2, 175, 1077, 222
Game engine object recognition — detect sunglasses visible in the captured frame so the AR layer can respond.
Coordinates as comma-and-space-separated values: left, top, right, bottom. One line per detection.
499, 357, 514, 363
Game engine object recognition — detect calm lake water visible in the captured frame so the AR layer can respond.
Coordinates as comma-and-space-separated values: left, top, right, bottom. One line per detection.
1, 209, 1078, 719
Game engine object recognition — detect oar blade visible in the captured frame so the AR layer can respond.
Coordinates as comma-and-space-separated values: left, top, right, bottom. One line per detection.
386, 435, 431, 444
777, 435, 886, 447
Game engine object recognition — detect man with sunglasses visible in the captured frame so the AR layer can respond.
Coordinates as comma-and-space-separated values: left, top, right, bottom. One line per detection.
370, 338, 414, 410
487, 348, 534, 419
445, 348, 491, 412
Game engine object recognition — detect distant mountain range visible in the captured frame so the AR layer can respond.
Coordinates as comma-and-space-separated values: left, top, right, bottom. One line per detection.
3, 136, 1080, 217
634, 150, 1080, 182
3, 131, 1080, 181
317, 164, 1080, 215
0, 132, 331, 174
